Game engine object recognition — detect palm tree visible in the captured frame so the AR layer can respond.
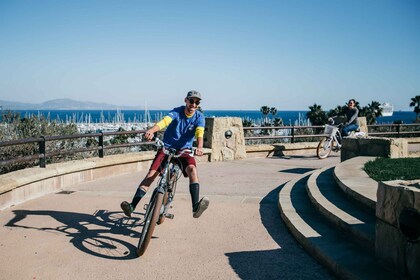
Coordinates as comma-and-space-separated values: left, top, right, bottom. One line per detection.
260, 106, 270, 125
409, 95, 420, 121
273, 117, 283, 127
260, 106, 270, 116
270, 116, 283, 137
361, 101, 383, 125
306, 103, 327, 125
270, 107, 277, 121
242, 119, 253, 127
327, 105, 344, 118
242, 119, 254, 137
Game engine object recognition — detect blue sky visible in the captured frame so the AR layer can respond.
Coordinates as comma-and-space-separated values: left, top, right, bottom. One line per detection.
0, 0, 419, 110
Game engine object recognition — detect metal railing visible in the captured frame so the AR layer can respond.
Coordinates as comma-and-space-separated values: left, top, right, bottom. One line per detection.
368, 123, 420, 137
1, 123, 419, 171
243, 123, 420, 143
0, 130, 151, 169
243, 125, 325, 143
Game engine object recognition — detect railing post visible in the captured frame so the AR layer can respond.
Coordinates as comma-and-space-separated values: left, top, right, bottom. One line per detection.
39, 136, 46, 168
291, 125, 295, 143
397, 124, 401, 138
99, 132, 104, 158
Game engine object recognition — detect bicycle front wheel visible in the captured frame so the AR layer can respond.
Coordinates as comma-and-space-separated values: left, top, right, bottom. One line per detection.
317, 137, 333, 159
157, 191, 169, 225
137, 191, 163, 257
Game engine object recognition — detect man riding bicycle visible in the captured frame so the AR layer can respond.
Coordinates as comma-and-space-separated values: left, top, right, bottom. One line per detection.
120, 90, 209, 219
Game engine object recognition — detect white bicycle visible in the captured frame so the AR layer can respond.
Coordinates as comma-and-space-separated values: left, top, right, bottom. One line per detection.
316, 118, 343, 159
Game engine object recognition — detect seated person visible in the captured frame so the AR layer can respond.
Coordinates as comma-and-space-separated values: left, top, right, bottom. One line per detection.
342, 99, 359, 136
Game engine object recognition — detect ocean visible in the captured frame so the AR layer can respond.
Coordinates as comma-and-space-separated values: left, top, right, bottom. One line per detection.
2, 109, 418, 125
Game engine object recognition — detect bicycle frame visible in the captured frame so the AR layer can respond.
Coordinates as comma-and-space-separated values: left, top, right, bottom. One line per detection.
325, 125, 341, 147
155, 150, 181, 223
155, 151, 175, 195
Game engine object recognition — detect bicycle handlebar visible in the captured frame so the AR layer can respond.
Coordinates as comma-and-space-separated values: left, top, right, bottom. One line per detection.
154, 137, 195, 157
325, 122, 344, 128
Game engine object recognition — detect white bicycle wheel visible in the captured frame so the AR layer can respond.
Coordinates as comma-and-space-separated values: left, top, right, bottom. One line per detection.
317, 137, 333, 159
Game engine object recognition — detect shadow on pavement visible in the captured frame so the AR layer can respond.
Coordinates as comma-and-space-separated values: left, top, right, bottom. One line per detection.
225, 184, 334, 279
280, 167, 316, 174
5, 209, 144, 260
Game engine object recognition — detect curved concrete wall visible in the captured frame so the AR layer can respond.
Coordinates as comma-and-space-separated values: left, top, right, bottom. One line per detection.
0, 152, 156, 211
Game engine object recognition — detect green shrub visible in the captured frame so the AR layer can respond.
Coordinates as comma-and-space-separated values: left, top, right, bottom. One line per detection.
364, 157, 420, 181
0, 111, 79, 173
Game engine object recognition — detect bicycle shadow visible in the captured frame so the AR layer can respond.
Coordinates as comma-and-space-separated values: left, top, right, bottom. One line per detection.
5, 209, 144, 260
225, 184, 333, 279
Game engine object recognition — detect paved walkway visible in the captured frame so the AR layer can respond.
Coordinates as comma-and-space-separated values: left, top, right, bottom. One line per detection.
0, 155, 340, 279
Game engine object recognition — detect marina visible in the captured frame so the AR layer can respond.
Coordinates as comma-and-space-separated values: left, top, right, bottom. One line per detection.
0, 108, 416, 134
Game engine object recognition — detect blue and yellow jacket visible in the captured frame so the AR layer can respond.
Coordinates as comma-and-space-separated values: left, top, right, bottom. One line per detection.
156, 106, 205, 150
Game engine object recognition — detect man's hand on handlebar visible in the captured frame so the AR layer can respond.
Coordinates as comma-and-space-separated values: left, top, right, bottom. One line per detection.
195, 147, 204, 157
144, 130, 155, 141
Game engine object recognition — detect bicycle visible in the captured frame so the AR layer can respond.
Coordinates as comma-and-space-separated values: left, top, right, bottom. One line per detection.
137, 137, 194, 257
316, 118, 343, 159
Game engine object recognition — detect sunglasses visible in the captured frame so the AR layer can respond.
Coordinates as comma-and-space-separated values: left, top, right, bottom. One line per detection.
188, 98, 200, 105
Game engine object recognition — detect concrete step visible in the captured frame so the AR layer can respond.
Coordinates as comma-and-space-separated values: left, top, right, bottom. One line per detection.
306, 167, 375, 252
279, 173, 402, 280
333, 156, 378, 211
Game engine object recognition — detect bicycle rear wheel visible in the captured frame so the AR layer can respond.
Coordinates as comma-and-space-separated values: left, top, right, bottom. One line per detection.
137, 191, 163, 257
317, 137, 333, 159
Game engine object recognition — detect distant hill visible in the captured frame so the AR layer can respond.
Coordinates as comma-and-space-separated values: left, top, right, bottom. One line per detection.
0, 98, 145, 110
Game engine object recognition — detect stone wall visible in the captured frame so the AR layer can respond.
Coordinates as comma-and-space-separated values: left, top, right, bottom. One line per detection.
341, 137, 408, 161
245, 144, 275, 158
376, 180, 420, 279
204, 117, 246, 162
273, 142, 318, 156
358, 116, 368, 135
0, 152, 156, 211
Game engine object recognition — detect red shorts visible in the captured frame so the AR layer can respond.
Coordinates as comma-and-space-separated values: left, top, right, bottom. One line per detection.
149, 149, 196, 177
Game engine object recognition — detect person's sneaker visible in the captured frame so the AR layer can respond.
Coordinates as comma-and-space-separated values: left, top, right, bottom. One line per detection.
120, 201, 133, 217
193, 197, 210, 218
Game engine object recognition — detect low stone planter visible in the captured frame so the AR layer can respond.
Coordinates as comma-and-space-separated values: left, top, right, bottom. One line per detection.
376, 180, 420, 279
341, 137, 409, 161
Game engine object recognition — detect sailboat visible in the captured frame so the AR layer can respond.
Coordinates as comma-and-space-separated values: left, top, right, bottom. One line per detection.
144, 100, 152, 126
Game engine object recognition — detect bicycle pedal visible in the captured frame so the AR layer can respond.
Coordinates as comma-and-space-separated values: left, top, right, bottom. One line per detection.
165, 213, 174, 219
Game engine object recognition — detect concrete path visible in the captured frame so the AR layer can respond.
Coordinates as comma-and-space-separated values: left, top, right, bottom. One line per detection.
0, 155, 340, 279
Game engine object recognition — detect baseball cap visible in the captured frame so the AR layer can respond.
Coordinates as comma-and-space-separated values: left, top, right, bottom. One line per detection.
186, 90, 202, 100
